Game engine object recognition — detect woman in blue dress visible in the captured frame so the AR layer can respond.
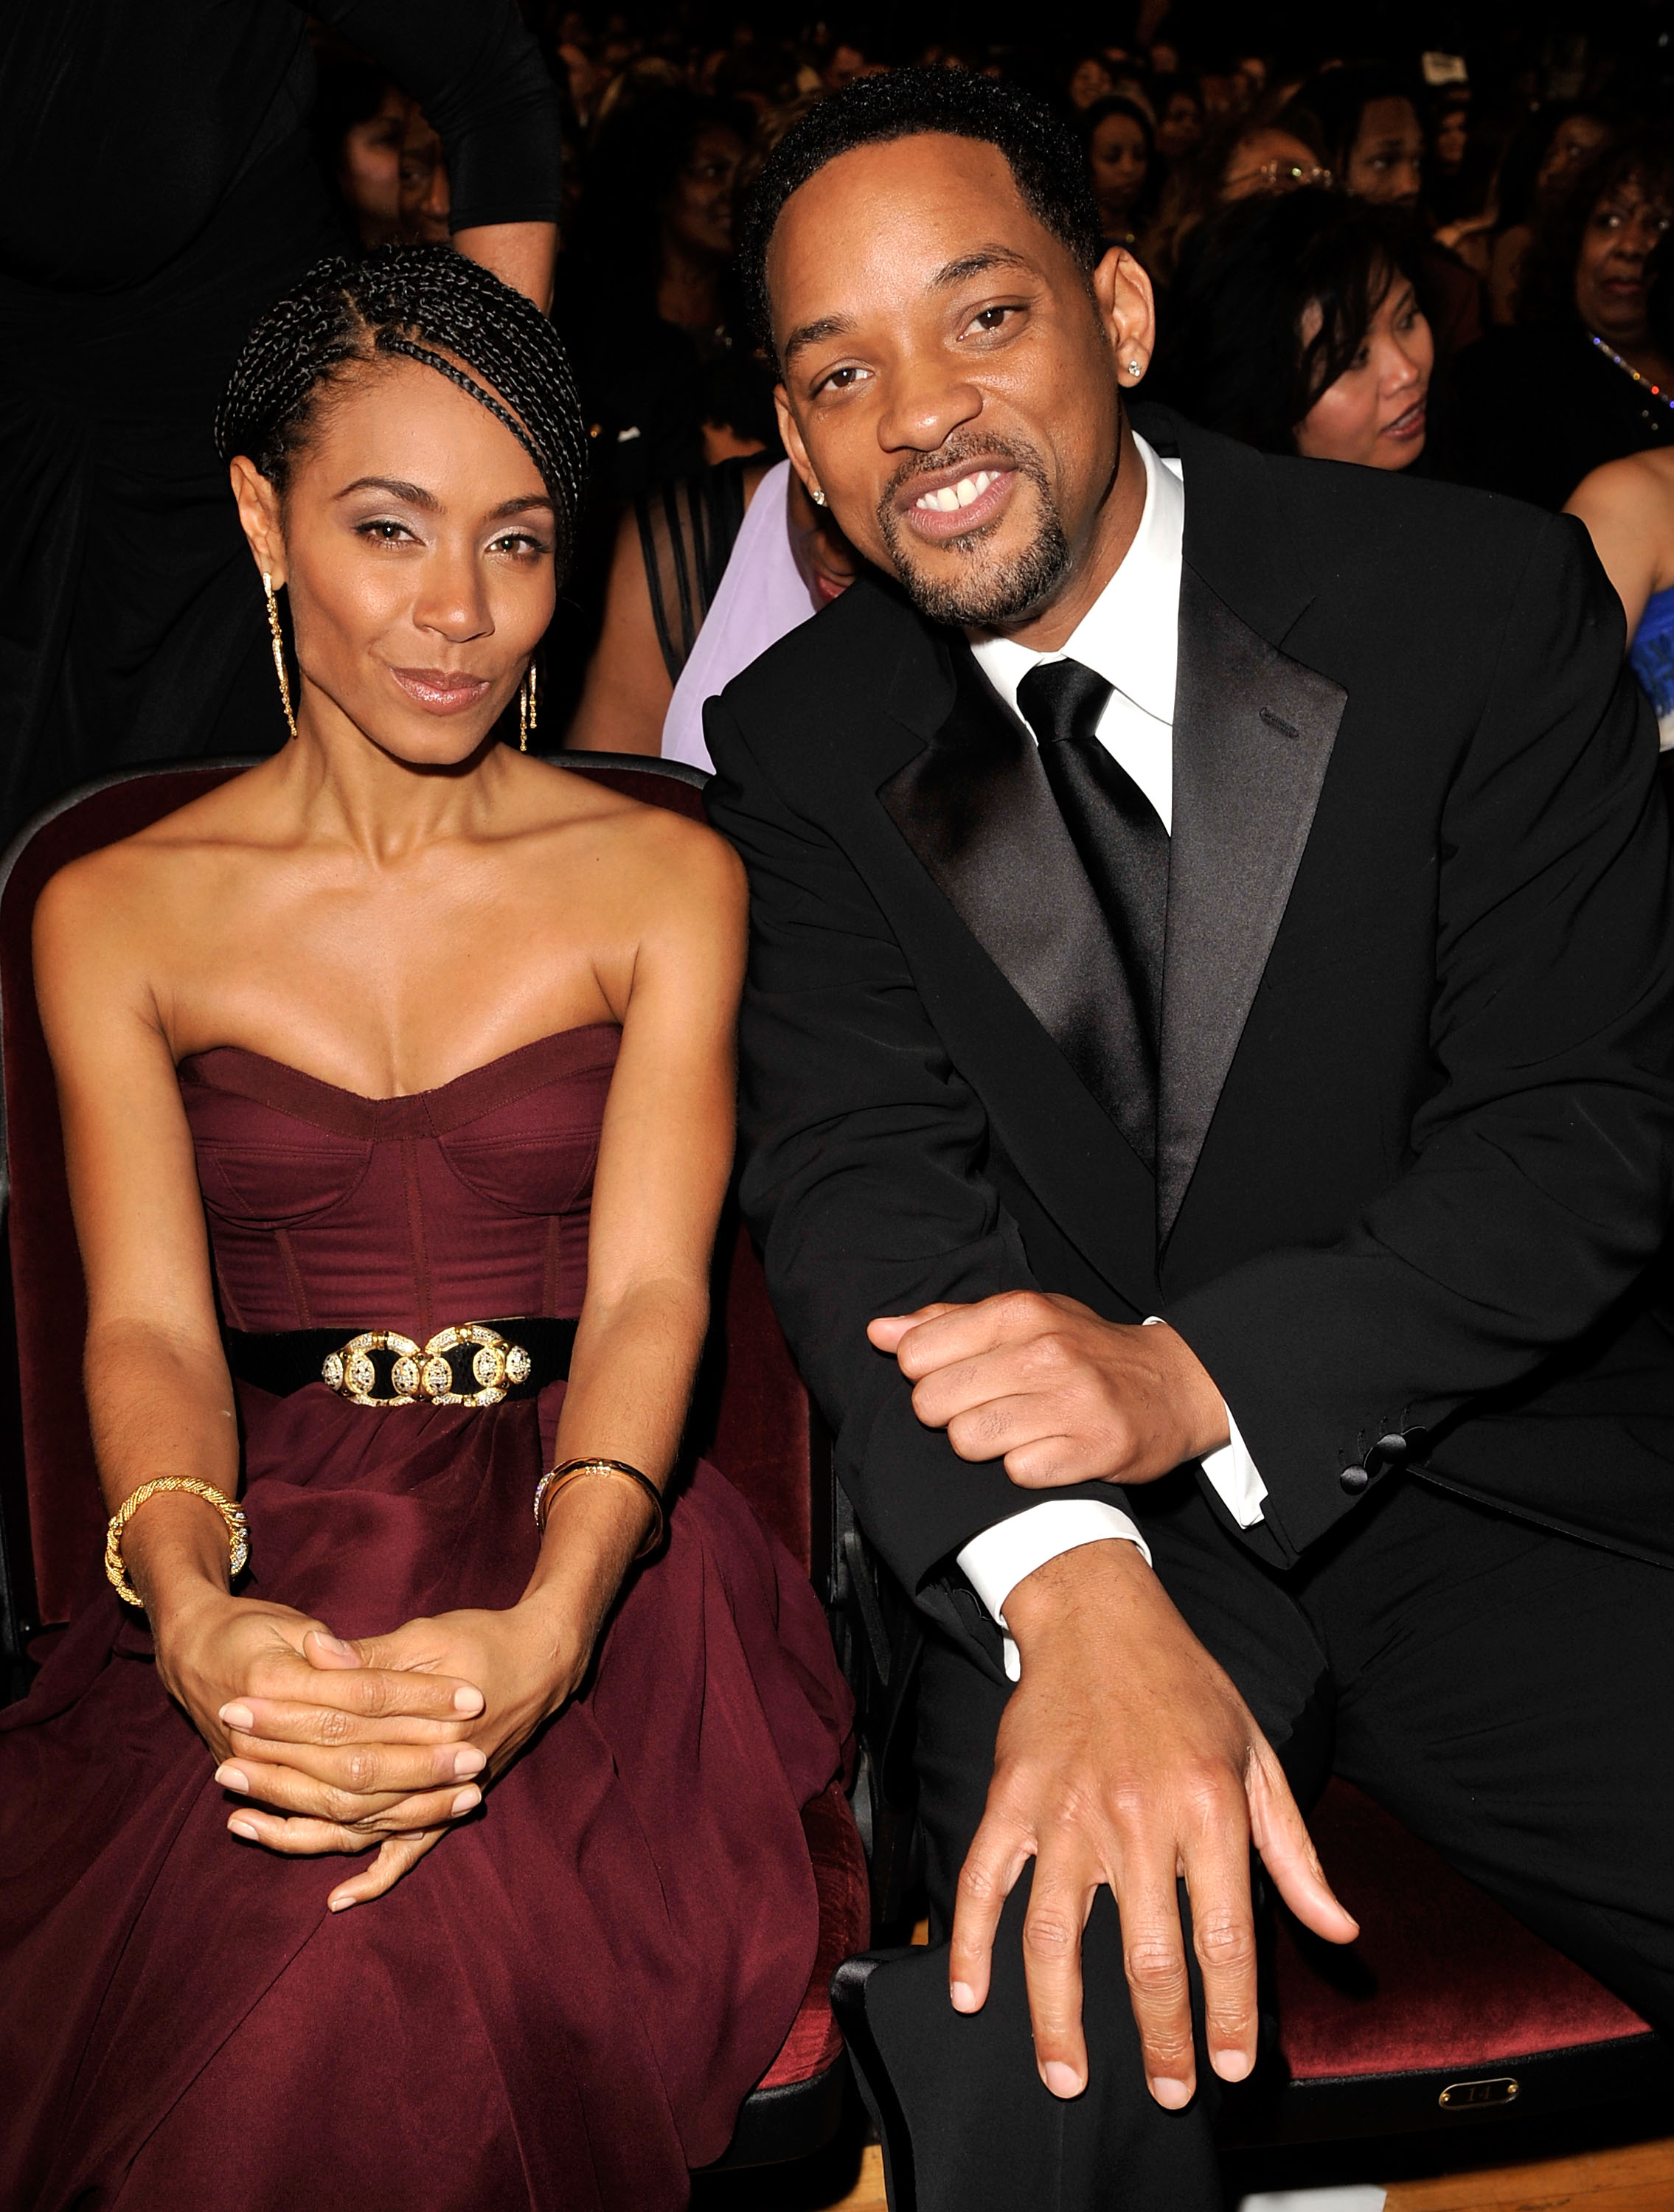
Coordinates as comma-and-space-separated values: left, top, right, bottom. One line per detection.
1568, 447, 1674, 748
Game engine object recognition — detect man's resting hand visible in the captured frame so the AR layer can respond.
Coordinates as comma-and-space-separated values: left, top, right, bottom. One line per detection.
869, 1293, 1228, 1488
951, 1540, 1357, 2104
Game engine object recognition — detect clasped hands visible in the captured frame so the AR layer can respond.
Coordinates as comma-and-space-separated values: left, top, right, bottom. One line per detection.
868, 1293, 1358, 2109
157, 1589, 581, 1910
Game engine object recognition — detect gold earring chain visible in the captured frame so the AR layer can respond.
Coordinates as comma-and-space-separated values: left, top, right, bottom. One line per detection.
262, 572, 297, 740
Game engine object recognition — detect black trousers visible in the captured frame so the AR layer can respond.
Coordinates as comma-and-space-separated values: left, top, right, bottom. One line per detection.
856, 1472, 1674, 2211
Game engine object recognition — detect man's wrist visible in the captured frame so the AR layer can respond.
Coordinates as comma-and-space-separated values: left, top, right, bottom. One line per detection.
1002, 1534, 1153, 1649
1142, 1320, 1231, 1461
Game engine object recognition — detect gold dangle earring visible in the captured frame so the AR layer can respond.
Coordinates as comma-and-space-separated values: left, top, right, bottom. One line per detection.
263, 572, 297, 740
518, 660, 539, 751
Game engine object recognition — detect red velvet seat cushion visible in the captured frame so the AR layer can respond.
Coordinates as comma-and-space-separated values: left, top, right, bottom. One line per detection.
757, 1781, 871, 2087
1274, 1780, 1649, 2079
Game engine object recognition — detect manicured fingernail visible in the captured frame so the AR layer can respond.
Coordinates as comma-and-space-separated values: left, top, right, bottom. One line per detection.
453, 1686, 485, 1715
215, 1764, 250, 1792
1043, 2062, 1084, 2098
219, 1703, 254, 1730
228, 1817, 260, 1840
453, 1746, 486, 1777
311, 1632, 356, 1655
1150, 2077, 1192, 2108
950, 1980, 977, 2011
328, 1894, 356, 1912
451, 1785, 482, 1816
1215, 2048, 1253, 2082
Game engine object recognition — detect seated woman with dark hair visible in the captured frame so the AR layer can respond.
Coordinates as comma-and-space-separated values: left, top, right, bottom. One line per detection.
1148, 187, 1434, 470
1078, 94, 1158, 251
564, 88, 774, 495
1454, 130, 1674, 509
0, 244, 850, 2212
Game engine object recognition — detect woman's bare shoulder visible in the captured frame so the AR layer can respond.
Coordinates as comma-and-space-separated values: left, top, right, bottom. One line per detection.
530, 756, 743, 891
34, 766, 283, 967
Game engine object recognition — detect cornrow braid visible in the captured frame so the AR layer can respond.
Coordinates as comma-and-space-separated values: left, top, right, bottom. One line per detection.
216, 244, 588, 574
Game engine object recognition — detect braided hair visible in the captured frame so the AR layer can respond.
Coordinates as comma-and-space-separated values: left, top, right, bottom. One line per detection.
216, 245, 588, 573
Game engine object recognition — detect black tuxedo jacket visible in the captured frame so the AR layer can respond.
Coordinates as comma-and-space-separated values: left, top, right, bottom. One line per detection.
705, 408, 1674, 1644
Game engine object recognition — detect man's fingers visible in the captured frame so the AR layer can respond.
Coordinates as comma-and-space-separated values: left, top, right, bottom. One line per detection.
215, 1753, 482, 1832
223, 1729, 485, 1797
1116, 1860, 1199, 2108
1020, 1863, 1096, 2098
1246, 1747, 1358, 1944
217, 1695, 470, 1749
1180, 1815, 1260, 2084
866, 1302, 962, 1353
949, 1812, 1035, 2014
887, 1290, 1058, 1380
327, 1830, 445, 1910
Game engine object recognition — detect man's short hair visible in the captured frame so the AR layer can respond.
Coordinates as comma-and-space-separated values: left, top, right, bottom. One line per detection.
740, 68, 1106, 355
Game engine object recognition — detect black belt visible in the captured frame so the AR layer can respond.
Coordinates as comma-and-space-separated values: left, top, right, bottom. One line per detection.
224, 1318, 575, 1406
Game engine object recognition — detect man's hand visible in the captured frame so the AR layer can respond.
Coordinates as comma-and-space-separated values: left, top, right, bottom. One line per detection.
952, 1541, 1357, 2105
869, 1293, 1228, 1487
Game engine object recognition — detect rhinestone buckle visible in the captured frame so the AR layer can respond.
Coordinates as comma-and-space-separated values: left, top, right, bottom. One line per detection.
320, 1324, 534, 1408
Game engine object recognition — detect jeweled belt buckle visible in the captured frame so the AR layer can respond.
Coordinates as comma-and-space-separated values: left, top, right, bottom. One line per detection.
321, 1324, 534, 1408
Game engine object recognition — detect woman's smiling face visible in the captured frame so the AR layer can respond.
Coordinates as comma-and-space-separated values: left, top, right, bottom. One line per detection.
231, 355, 558, 765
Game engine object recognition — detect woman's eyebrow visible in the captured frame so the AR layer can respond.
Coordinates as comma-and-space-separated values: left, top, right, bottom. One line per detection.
485, 493, 557, 519
334, 475, 438, 507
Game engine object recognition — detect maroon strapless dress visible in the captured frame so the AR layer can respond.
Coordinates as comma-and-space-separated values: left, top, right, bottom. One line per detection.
0, 1025, 851, 2211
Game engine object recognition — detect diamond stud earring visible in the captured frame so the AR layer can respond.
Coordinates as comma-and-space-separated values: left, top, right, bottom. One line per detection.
809, 484, 827, 507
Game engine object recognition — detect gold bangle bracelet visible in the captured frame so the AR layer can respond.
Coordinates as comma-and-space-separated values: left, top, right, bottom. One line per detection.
105, 1478, 250, 1608
533, 1458, 665, 1558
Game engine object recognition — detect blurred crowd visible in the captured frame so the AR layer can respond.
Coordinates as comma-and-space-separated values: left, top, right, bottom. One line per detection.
299, 7, 1674, 740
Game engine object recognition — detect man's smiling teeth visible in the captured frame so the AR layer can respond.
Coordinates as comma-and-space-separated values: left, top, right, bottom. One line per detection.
915, 469, 998, 512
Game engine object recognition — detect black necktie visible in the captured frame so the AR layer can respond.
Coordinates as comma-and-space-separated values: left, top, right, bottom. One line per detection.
1017, 658, 1170, 1150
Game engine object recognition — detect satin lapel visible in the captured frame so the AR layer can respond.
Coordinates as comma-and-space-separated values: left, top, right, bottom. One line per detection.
1157, 564, 1347, 1237
880, 642, 1156, 1163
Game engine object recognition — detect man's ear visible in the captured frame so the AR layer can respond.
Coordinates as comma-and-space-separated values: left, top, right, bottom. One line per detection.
774, 384, 823, 505
228, 456, 288, 589
1092, 246, 1159, 389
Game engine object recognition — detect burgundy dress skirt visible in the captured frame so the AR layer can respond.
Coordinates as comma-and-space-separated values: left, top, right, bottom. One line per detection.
0, 1024, 851, 2211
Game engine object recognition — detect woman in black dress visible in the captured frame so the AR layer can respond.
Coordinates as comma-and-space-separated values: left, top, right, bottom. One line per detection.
0, 0, 560, 847
1453, 131, 1674, 510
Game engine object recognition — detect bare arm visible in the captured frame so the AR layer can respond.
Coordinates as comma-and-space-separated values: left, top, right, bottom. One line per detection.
1566, 453, 1674, 639
454, 221, 558, 314
565, 504, 674, 754
33, 853, 484, 1787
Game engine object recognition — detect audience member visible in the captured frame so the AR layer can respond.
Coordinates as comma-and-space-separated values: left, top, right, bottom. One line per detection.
567, 88, 763, 495
1307, 63, 1427, 209
1482, 102, 1622, 321
1151, 189, 1434, 468
1142, 100, 1328, 283
310, 55, 406, 249
1150, 72, 1206, 172
1455, 132, 1674, 507
1080, 94, 1159, 250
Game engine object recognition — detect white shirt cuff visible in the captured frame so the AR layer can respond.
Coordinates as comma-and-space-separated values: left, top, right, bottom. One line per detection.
1143, 1315, 1267, 1529
956, 1501, 1152, 1682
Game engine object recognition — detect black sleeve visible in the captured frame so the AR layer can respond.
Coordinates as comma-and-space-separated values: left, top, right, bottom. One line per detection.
706, 696, 1131, 1647
1166, 514, 1674, 1560
315, 0, 561, 232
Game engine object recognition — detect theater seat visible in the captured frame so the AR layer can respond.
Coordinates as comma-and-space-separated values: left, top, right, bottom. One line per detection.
0, 751, 867, 2174
1248, 1777, 1673, 2143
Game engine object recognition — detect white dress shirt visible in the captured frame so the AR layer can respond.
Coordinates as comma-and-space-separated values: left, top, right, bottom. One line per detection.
954, 435, 1267, 1674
